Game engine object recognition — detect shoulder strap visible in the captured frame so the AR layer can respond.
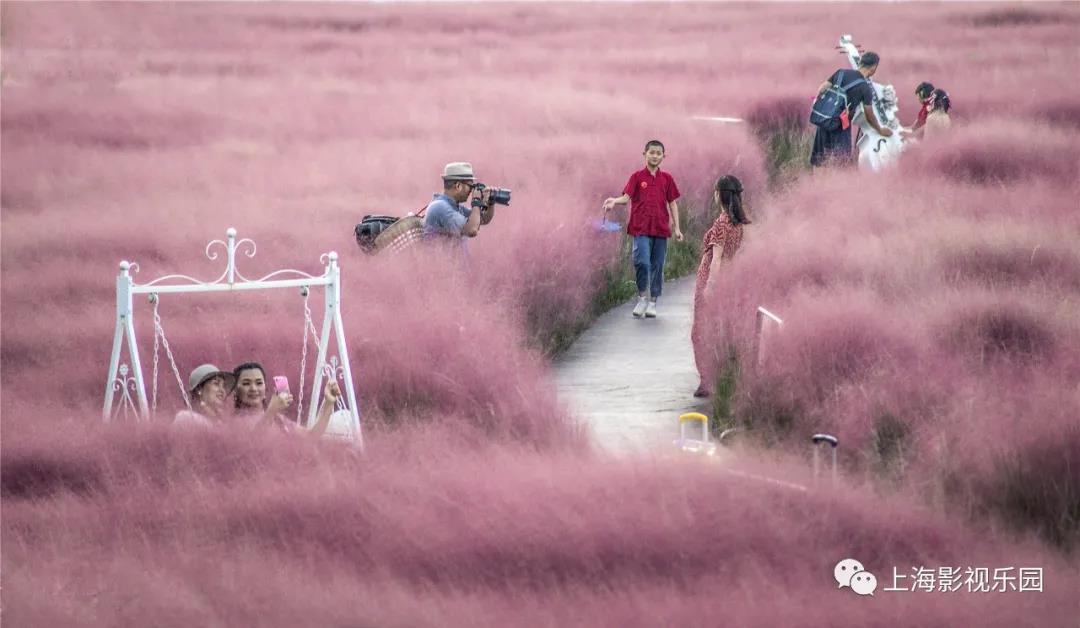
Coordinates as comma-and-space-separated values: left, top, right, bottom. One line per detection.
839, 76, 867, 91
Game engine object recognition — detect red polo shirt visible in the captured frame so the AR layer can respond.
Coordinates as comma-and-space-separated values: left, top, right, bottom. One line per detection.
622, 167, 680, 238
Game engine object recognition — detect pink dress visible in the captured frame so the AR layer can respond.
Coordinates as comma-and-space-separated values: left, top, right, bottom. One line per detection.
692, 213, 744, 391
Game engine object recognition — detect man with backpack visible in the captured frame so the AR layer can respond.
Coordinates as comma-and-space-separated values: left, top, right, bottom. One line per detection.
809, 51, 893, 167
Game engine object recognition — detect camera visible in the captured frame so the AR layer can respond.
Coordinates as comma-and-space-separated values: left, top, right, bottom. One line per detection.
471, 183, 512, 209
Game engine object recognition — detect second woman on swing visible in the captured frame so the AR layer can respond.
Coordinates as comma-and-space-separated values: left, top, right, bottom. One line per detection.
174, 364, 236, 427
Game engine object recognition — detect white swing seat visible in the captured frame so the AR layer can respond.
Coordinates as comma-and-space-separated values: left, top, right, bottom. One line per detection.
321, 409, 358, 443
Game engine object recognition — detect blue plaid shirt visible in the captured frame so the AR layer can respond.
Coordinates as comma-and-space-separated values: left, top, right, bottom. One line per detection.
422, 193, 473, 241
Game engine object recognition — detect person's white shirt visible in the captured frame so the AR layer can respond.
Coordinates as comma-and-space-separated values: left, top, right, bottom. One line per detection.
173, 410, 216, 428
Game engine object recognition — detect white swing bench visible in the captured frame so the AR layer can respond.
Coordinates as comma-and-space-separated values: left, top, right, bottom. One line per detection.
103, 228, 363, 449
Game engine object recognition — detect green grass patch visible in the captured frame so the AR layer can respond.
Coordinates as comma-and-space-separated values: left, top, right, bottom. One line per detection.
764, 128, 814, 189
990, 430, 1080, 553
870, 411, 909, 486
710, 344, 740, 436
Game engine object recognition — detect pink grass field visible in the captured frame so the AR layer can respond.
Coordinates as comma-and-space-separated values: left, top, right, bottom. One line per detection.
2, 2, 1079, 625
703, 118, 1080, 551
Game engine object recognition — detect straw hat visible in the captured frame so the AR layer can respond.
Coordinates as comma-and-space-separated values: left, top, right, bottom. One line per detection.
187, 364, 236, 394
441, 162, 476, 181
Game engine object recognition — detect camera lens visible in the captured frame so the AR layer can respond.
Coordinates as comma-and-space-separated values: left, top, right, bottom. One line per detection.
489, 188, 511, 206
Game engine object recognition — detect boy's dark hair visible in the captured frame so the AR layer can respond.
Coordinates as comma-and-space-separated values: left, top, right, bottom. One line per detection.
858, 51, 880, 68
916, 82, 935, 100
715, 175, 751, 225
233, 361, 268, 410
643, 140, 665, 154
932, 88, 951, 113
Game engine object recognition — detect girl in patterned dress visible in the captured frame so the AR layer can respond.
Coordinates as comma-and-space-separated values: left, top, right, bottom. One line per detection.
692, 175, 751, 397
922, 89, 952, 140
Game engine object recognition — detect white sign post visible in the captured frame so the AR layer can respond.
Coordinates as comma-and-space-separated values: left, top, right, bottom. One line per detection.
754, 306, 784, 367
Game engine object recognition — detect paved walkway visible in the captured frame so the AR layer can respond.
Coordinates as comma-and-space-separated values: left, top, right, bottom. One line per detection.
554, 277, 701, 455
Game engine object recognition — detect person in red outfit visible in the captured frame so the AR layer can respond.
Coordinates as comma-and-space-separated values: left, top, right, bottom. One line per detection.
603, 140, 684, 319
692, 175, 751, 398
902, 82, 935, 140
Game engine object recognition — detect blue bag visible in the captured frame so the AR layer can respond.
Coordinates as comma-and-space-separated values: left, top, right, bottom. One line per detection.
810, 76, 866, 131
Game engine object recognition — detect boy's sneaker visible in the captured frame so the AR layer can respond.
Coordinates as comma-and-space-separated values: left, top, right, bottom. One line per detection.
645, 301, 657, 318
632, 298, 648, 318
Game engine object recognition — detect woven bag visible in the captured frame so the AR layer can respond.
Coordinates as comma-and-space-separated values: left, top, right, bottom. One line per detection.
373, 215, 425, 254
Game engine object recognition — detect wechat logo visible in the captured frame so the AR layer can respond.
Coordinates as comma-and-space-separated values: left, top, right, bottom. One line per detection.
835, 558, 877, 596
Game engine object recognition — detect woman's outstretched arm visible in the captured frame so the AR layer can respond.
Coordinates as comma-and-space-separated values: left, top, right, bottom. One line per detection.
307, 379, 342, 439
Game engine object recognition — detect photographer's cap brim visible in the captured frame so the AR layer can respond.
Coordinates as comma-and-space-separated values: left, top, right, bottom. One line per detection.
442, 161, 476, 181
188, 364, 236, 394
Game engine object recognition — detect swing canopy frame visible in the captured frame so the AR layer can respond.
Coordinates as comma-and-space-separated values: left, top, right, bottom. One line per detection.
103, 228, 362, 448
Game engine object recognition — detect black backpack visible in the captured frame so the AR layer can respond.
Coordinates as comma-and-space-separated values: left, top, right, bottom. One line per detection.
354, 215, 401, 253
809, 75, 867, 131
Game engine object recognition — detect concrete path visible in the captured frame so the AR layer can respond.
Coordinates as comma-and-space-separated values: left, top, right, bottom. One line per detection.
554, 276, 701, 455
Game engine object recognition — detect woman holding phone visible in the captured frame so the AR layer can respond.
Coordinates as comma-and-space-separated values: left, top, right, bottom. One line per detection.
232, 361, 341, 438
233, 362, 294, 429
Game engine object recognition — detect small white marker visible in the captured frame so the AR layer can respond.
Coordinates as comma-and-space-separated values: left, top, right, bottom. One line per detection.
691, 115, 744, 123
757, 306, 783, 325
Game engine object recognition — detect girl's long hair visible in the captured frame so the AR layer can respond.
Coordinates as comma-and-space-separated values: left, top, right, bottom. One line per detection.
715, 175, 751, 225
932, 88, 951, 113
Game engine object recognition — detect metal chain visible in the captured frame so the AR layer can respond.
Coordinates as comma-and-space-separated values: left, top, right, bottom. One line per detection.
305, 302, 345, 410
296, 288, 312, 424
151, 297, 160, 418
297, 287, 349, 424
305, 297, 348, 411
153, 299, 192, 411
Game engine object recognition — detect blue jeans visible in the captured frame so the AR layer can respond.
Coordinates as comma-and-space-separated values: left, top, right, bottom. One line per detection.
631, 235, 668, 299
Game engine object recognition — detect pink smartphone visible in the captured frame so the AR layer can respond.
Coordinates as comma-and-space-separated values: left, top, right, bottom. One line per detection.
273, 376, 290, 394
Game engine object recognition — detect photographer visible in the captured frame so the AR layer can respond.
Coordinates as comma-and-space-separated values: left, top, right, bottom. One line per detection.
423, 162, 496, 246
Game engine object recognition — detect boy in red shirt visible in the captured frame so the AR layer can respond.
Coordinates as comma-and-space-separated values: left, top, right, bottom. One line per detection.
603, 140, 684, 318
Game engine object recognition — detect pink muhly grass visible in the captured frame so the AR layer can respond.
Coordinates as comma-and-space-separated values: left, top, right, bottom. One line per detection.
1034, 99, 1080, 129
3, 3, 1080, 623
899, 120, 1080, 184
744, 97, 808, 142
3, 424, 1078, 626
695, 125, 1080, 548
